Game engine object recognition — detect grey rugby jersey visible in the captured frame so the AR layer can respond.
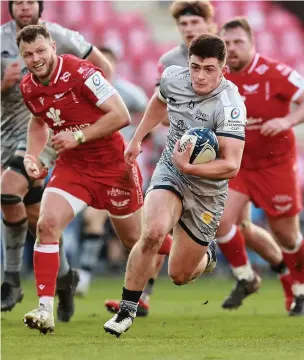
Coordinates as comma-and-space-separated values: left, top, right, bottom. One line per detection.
1, 20, 92, 156
157, 65, 247, 196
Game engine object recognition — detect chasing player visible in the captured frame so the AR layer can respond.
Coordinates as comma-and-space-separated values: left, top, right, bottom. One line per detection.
218, 17, 304, 315
1, 0, 112, 321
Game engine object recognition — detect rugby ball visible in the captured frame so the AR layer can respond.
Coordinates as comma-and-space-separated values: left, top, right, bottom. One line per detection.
179, 127, 219, 164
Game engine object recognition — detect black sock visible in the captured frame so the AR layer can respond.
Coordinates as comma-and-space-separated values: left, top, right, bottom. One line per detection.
270, 261, 287, 275
122, 287, 142, 304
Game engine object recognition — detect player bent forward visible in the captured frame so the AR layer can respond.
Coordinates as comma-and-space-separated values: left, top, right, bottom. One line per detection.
17, 24, 154, 334
104, 34, 247, 337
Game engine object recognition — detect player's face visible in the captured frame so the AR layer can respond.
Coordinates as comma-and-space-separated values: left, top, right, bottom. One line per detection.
20, 35, 57, 82
221, 27, 254, 72
189, 55, 226, 96
12, 1, 40, 29
177, 15, 211, 46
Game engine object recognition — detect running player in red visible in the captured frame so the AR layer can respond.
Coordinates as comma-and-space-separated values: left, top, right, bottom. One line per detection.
17, 24, 170, 334
217, 17, 304, 315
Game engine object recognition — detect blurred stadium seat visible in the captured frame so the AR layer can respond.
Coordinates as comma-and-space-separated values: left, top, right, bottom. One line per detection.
1, 0, 303, 95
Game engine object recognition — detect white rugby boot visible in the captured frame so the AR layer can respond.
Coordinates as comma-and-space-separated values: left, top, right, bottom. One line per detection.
104, 301, 136, 338
23, 304, 54, 334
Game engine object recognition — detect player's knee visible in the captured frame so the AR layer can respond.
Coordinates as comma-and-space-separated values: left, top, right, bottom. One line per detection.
141, 229, 166, 253
169, 269, 191, 286
37, 215, 60, 242
273, 228, 297, 250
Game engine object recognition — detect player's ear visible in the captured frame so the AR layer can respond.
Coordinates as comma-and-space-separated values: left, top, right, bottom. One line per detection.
51, 41, 56, 53
222, 65, 228, 76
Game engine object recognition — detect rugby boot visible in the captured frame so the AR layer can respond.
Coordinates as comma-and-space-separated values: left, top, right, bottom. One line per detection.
23, 304, 54, 334
289, 295, 304, 316
56, 269, 79, 322
1, 282, 24, 312
104, 301, 136, 338
222, 271, 262, 309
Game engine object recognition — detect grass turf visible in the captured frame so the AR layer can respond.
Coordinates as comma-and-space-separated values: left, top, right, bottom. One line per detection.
2, 277, 304, 360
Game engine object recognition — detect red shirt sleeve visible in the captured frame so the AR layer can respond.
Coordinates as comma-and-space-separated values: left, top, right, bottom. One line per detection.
273, 63, 304, 102
77, 62, 117, 107
20, 77, 37, 115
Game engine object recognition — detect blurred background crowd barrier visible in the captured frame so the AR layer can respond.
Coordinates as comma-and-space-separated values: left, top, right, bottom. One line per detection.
1, 0, 304, 279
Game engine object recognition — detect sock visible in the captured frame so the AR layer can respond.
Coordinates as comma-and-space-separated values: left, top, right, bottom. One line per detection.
34, 242, 60, 298
270, 261, 288, 275
3, 218, 28, 285
57, 236, 70, 278
217, 225, 254, 281
121, 287, 142, 314
158, 234, 172, 255
80, 233, 104, 273
282, 234, 304, 285
39, 296, 54, 311
141, 278, 155, 302
217, 225, 249, 267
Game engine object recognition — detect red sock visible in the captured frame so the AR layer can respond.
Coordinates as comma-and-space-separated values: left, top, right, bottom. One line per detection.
282, 237, 304, 284
158, 234, 172, 255
217, 225, 248, 267
34, 243, 60, 297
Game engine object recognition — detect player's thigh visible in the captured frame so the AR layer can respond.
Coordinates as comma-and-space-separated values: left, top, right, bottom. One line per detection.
267, 214, 301, 249
26, 202, 41, 235
83, 207, 109, 234
110, 207, 143, 249
38, 190, 80, 234
142, 189, 182, 238
168, 223, 208, 280
216, 188, 250, 236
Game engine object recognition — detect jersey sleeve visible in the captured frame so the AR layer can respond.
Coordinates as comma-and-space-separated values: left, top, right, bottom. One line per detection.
274, 64, 304, 103
157, 66, 172, 103
214, 101, 246, 140
20, 79, 37, 115
80, 65, 117, 107
155, 59, 166, 87
52, 24, 93, 59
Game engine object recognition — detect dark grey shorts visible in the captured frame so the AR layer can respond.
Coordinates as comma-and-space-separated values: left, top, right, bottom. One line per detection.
146, 163, 227, 246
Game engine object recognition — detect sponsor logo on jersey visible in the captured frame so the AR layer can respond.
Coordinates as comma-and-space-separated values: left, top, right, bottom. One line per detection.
288, 70, 304, 89
60, 72, 71, 82
54, 93, 65, 100
255, 64, 269, 75
162, 72, 190, 80
223, 107, 246, 132
276, 64, 292, 77
272, 195, 293, 203
243, 84, 260, 94
195, 109, 210, 122
168, 97, 180, 108
187, 100, 195, 109
132, 164, 143, 205
231, 108, 240, 119
107, 187, 131, 197
39, 97, 44, 105
46, 107, 66, 127
176, 120, 188, 131
84, 71, 113, 100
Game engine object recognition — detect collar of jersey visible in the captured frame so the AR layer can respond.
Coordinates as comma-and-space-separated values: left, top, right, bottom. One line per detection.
31, 55, 63, 87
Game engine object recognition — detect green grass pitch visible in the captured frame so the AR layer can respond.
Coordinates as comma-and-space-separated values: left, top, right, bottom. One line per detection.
2, 277, 304, 360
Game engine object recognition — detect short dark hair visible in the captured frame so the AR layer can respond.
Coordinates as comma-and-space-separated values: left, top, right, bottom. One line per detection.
221, 17, 254, 42
189, 34, 226, 65
16, 24, 51, 48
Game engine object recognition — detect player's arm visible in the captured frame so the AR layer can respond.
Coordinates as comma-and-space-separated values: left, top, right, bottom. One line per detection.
24, 115, 49, 179
261, 68, 304, 136
86, 46, 113, 81
173, 136, 244, 179
124, 93, 167, 165
81, 93, 131, 142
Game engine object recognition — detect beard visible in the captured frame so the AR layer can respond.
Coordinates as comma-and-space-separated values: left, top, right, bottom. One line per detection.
33, 56, 56, 82
15, 15, 39, 29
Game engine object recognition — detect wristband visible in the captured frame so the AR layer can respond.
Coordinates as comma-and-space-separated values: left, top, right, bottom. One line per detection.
73, 130, 86, 144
